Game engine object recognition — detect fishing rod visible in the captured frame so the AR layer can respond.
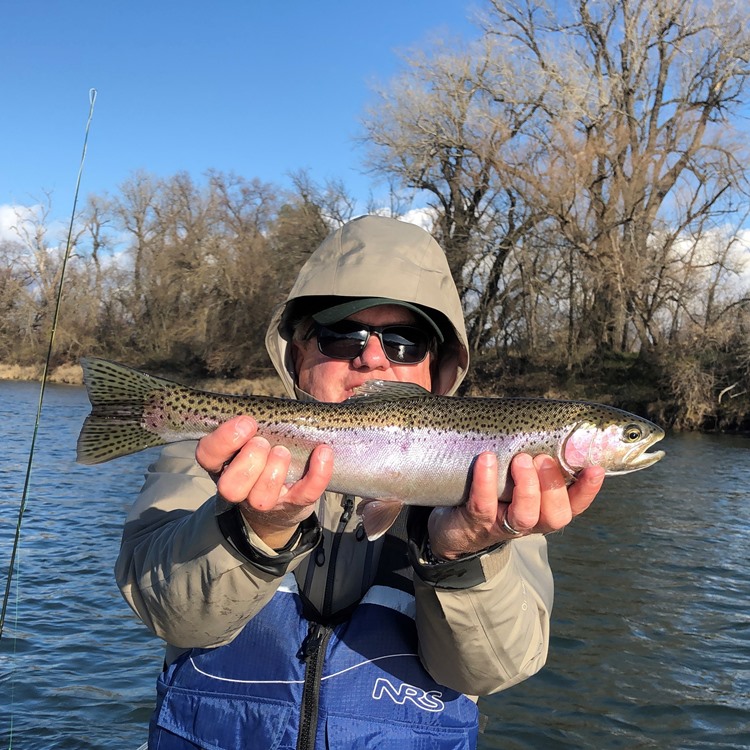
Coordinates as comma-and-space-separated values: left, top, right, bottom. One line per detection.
0, 88, 98, 639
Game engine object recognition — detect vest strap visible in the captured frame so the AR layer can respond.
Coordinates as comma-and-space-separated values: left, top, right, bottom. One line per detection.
217, 505, 323, 576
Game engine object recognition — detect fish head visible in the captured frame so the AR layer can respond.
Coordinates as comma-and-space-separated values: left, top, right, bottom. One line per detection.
560, 408, 666, 476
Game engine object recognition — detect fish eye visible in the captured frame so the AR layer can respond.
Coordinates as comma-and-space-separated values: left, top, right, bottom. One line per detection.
623, 424, 643, 442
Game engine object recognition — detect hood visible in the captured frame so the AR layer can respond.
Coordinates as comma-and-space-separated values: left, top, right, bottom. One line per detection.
265, 215, 470, 398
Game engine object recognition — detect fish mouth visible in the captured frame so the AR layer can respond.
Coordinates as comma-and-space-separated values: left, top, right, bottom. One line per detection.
627, 447, 666, 470
613, 430, 666, 474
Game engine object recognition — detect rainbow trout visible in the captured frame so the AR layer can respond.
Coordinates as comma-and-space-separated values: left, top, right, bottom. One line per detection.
77, 358, 665, 538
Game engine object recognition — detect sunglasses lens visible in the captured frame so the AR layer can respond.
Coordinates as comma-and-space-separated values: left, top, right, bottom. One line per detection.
315, 322, 432, 364
317, 325, 369, 360
379, 326, 430, 363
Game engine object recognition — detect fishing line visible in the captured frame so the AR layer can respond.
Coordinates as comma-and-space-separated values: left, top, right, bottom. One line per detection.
0, 88, 98, 640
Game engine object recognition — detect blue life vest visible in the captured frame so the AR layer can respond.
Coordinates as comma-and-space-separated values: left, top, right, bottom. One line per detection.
148, 573, 479, 749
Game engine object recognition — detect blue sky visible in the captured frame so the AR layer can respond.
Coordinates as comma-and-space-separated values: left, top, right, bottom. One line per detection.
1, 1, 480, 224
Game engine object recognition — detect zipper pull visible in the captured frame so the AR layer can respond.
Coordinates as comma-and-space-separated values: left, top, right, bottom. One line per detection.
339, 495, 354, 527
297, 622, 326, 662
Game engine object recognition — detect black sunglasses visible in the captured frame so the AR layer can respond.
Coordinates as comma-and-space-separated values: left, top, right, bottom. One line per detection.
310, 320, 436, 364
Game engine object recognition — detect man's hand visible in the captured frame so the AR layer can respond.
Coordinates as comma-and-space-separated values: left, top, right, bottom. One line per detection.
195, 416, 333, 549
427, 452, 605, 560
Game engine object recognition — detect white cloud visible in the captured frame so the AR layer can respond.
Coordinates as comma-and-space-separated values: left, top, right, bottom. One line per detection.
400, 207, 437, 231
362, 205, 438, 232
0, 203, 40, 243
0, 203, 76, 252
735, 228, 750, 292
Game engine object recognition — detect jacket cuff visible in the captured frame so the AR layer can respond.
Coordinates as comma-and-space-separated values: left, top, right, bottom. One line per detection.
407, 507, 507, 590
216, 504, 322, 577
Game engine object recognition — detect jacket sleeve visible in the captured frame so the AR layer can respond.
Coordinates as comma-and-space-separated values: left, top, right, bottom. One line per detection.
115, 441, 315, 651
410, 535, 553, 696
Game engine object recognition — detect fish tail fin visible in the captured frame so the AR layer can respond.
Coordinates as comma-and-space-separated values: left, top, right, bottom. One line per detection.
77, 358, 171, 465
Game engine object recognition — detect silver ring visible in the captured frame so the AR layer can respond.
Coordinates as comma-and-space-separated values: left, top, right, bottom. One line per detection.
501, 509, 522, 536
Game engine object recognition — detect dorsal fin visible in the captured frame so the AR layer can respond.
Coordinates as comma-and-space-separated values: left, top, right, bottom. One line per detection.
347, 380, 432, 402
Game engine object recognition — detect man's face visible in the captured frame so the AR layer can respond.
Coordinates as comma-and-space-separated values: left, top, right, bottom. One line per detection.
292, 304, 435, 403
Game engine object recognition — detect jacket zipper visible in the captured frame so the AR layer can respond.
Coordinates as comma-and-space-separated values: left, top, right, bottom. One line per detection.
322, 495, 353, 617
296, 621, 333, 750
295, 496, 352, 749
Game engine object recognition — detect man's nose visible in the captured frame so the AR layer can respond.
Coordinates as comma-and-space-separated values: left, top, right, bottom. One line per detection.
355, 334, 389, 368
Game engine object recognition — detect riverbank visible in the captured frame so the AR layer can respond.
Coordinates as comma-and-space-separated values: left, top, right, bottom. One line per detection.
0, 362, 287, 396
0, 360, 652, 405
0, 363, 84, 384
0, 356, 679, 409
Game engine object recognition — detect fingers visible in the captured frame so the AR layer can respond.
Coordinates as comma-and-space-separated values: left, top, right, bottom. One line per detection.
216, 441, 334, 510
195, 416, 334, 515
466, 453, 501, 525
430, 451, 606, 559
532, 454, 573, 530
290, 444, 334, 503
210, 435, 284, 505
245, 444, 293, 510
509, 454, 605, 534
506, 454, 542, 533
508, 454, 569, 533
195, 416, 257, 475
510, 454, 575, 532
568, 465, 605, 516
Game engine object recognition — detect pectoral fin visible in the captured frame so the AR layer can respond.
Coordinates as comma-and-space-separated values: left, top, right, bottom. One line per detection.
357, 498, 405, 541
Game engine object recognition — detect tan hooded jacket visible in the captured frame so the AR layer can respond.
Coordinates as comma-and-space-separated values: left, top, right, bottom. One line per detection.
115, 215, 553, 696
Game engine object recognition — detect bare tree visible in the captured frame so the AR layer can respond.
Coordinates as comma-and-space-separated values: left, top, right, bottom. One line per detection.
483, 0, 750, 356
201, 171, 281, 375
362, 39, 545, 353
0, 239, 29, 361
362, 0, 750, 390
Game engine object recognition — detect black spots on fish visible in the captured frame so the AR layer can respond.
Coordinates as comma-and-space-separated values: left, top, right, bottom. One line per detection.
154, 389, 247, 429
76, 419, 165, 464
83, 359, 163, 406
143, 402, 167, 431
166, 391, 204, 418
464, 432, 486, 442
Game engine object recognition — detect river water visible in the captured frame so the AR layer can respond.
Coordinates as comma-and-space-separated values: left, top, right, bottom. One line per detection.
0, 380, 748, 749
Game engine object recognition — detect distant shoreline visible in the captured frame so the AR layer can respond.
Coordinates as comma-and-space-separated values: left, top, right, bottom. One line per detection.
0, 362, 83, 384
0, 362, 286, 397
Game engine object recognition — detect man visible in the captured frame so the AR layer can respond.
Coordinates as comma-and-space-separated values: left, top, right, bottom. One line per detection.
117, 215, 604, 748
